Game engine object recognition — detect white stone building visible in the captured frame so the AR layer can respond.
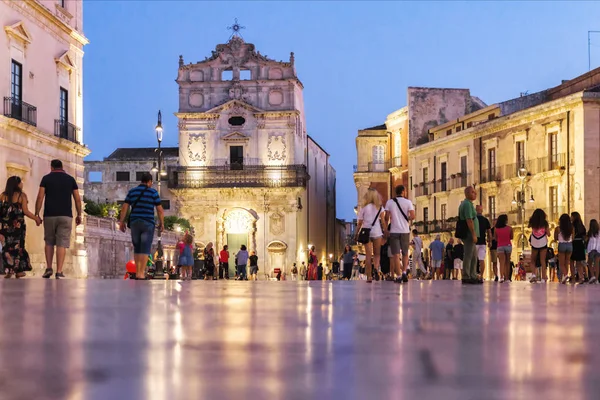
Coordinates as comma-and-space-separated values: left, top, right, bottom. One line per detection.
86, 36, 337, 277
1, 0, 88, 275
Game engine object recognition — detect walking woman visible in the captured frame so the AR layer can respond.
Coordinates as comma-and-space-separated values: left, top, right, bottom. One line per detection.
341, 245, 356, 280
0, 176, 41, 278
571, 212, 587, 283
204, 242, 216, 280
554, 214, 573, 284
528, 209, 550, 283
587, 219, 600, 284
355, 188, 385, 283
308, 246, 318, 280
494, 214, 513, 283
178, 232, 194, 280
236, 245, 249, 280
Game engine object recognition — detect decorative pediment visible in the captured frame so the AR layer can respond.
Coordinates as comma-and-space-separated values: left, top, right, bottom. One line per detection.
4, 22, 32, 48
205, 99, 264, 114
222, 132, 249, 142
55, 51, 76, 72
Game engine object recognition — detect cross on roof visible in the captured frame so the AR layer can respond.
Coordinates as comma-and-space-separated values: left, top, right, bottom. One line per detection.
228, 18, 245, 39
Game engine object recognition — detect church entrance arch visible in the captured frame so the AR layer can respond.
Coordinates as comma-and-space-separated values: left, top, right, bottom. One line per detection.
219, 208, 257, 277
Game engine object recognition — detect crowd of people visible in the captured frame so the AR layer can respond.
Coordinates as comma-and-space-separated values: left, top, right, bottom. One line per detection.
354, 184, 600, 285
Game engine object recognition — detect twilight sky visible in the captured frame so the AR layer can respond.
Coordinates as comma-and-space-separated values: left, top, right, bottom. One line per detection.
83, 1, 600, 220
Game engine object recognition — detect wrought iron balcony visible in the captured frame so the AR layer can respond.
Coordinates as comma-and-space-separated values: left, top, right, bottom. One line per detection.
3, 97, 37, 127
168, 164, 309, 189
353, 158, 402, 173
54, 119, 80, 144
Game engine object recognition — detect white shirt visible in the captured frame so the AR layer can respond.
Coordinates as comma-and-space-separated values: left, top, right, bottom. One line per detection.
358, 203, 384, 238
385, 197, 414, 234
412, 236, 423, 255
588, 234, 600, 253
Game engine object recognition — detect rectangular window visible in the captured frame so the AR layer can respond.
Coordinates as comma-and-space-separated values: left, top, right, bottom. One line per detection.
488, 148, 496, 181
488, 113, 496, 120
222, 70, 233, 81
230, 146, 244, 170
466, 121, 473, 128
60, 0, 66, 8
440, 161, 447, 191
10, 60, 23, 119
549, 133, 558, 169
446, 129, 452, 136
549, 186, 558, 221
460, 155, 467, 187
456, 126, 462, 133
88, 171, 102, 183
516, 140, 525, 168
116, 171, 130, 182
422, 167, 429, 195
240, 69, 251, 80
161, 200, 171, 210
136, 172, 149, 181
60, 88, 68, 123
488, 196, 496, 220
423, 207, 429, 224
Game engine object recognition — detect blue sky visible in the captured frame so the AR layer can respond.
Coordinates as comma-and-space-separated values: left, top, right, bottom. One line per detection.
84, 1, 600, 220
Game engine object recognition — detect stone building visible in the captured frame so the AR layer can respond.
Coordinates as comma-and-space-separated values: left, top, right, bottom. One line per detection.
354, 88, 485, 207
84, 147, 179, 215
408, 67, 600, 266
85, 35, 337, 276
0, 0, 88, 275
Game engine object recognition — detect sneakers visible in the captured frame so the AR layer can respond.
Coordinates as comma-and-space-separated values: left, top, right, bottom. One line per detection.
42, 269, 53, 279
402, 273, 409, 283
55, 272, 65, 279
529, 275, 538, 283
561, 275, 569, 284
589, 276, 598, 284
494, 276, 499, 282
499, 277, 505, 283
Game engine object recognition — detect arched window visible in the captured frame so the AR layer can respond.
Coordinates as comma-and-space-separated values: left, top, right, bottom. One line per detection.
372, 145, 385, 171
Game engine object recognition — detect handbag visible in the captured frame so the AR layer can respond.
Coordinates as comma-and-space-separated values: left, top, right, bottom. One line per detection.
357, 207, 382, 244
126, 186, 150, 228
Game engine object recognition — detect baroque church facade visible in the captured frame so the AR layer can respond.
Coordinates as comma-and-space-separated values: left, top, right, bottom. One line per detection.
86, 36, 337, 276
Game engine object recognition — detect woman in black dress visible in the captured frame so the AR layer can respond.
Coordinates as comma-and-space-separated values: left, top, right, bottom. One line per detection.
203, 242, 216, 280
571, 212, 587, 283
0, 176, 41, 278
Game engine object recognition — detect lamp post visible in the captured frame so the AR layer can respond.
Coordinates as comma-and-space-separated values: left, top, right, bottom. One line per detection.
512, 167, 535, 256
153, 110, 166, 277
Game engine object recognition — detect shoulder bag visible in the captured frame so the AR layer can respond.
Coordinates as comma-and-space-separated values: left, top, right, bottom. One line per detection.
454, 202, 469, 239
388, 197, 410, 231
357, 207, 382, 244
126, 186, 150, 228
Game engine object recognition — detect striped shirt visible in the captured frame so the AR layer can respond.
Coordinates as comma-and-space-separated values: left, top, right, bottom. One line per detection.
124, 185, 161, 224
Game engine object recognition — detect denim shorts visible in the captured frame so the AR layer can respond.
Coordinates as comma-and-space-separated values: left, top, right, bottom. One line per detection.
130, 219, 155, 255
558, 242, 573, 254
497, 245, 512, 254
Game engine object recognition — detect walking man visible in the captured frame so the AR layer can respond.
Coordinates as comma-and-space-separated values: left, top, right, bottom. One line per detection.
458, 186, 482, 284
35, 160, 82, 279
411, 230, 428, 279
429, 234, 445, 280
118, 173, 164, 280
384, 185, 415, 283
299, 261, 307, 281
475, 205, 492, 280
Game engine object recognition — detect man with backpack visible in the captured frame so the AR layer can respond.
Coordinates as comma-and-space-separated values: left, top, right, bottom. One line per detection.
384, 185, 415, 283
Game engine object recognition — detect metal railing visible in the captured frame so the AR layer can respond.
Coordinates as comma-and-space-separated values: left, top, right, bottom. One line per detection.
54, 119, 80, 144
3, 97, 37, 127
353, 158, 402, 173
413, 220, 454, 235
168, 164, 309, 189
500, 153, 566, 180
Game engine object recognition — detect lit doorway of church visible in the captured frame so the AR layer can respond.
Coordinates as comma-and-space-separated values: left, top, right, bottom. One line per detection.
230, 145, 243, 170
227, 233, 247, 277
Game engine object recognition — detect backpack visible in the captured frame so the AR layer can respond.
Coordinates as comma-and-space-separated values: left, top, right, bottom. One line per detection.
292, 266, 298, 274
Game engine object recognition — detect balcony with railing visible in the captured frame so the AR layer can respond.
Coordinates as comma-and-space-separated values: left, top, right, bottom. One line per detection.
168, 164, 309, 189
3, 97, 37, 127
414, 220, 455, 235
353, 158, 401, 173
497, 153, 566, 181
54, 119, 80, 144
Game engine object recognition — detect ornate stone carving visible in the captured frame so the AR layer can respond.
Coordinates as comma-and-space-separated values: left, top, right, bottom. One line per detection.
269, 212, 285, 235
267, 135, 286, 161
224, 208, 255, 234
188, 134, 207, 162
189, 215, 205, 237
267, 240, 287, 252
229, 81, 247, 100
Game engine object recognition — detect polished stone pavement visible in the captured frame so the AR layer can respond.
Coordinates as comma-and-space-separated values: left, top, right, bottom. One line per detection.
1, 280, 599, 400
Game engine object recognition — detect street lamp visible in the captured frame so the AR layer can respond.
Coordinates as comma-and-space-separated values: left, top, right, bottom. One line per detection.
154, 110, 165, 278
513, 167, 534, 256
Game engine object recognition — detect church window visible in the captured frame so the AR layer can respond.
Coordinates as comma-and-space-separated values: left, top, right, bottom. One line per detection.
222, 70, 233, 81
240, 69, 251, 80
228, 116, 245, 126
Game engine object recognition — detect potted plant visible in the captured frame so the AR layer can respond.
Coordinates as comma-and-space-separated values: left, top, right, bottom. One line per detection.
413, 184, 419, 188
450, 174, 456, 179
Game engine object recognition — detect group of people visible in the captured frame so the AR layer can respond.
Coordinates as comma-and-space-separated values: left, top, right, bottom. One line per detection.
355, 183, 600, 285
0, 160, 82, 279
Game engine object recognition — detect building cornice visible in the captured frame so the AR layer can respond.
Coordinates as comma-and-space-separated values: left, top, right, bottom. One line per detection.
24, 0, 89, 45
409, 93, 586, 156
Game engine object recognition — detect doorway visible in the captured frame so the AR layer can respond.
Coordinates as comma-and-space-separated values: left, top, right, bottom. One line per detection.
230, 146, 243, 170
227, 233, 248, 277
